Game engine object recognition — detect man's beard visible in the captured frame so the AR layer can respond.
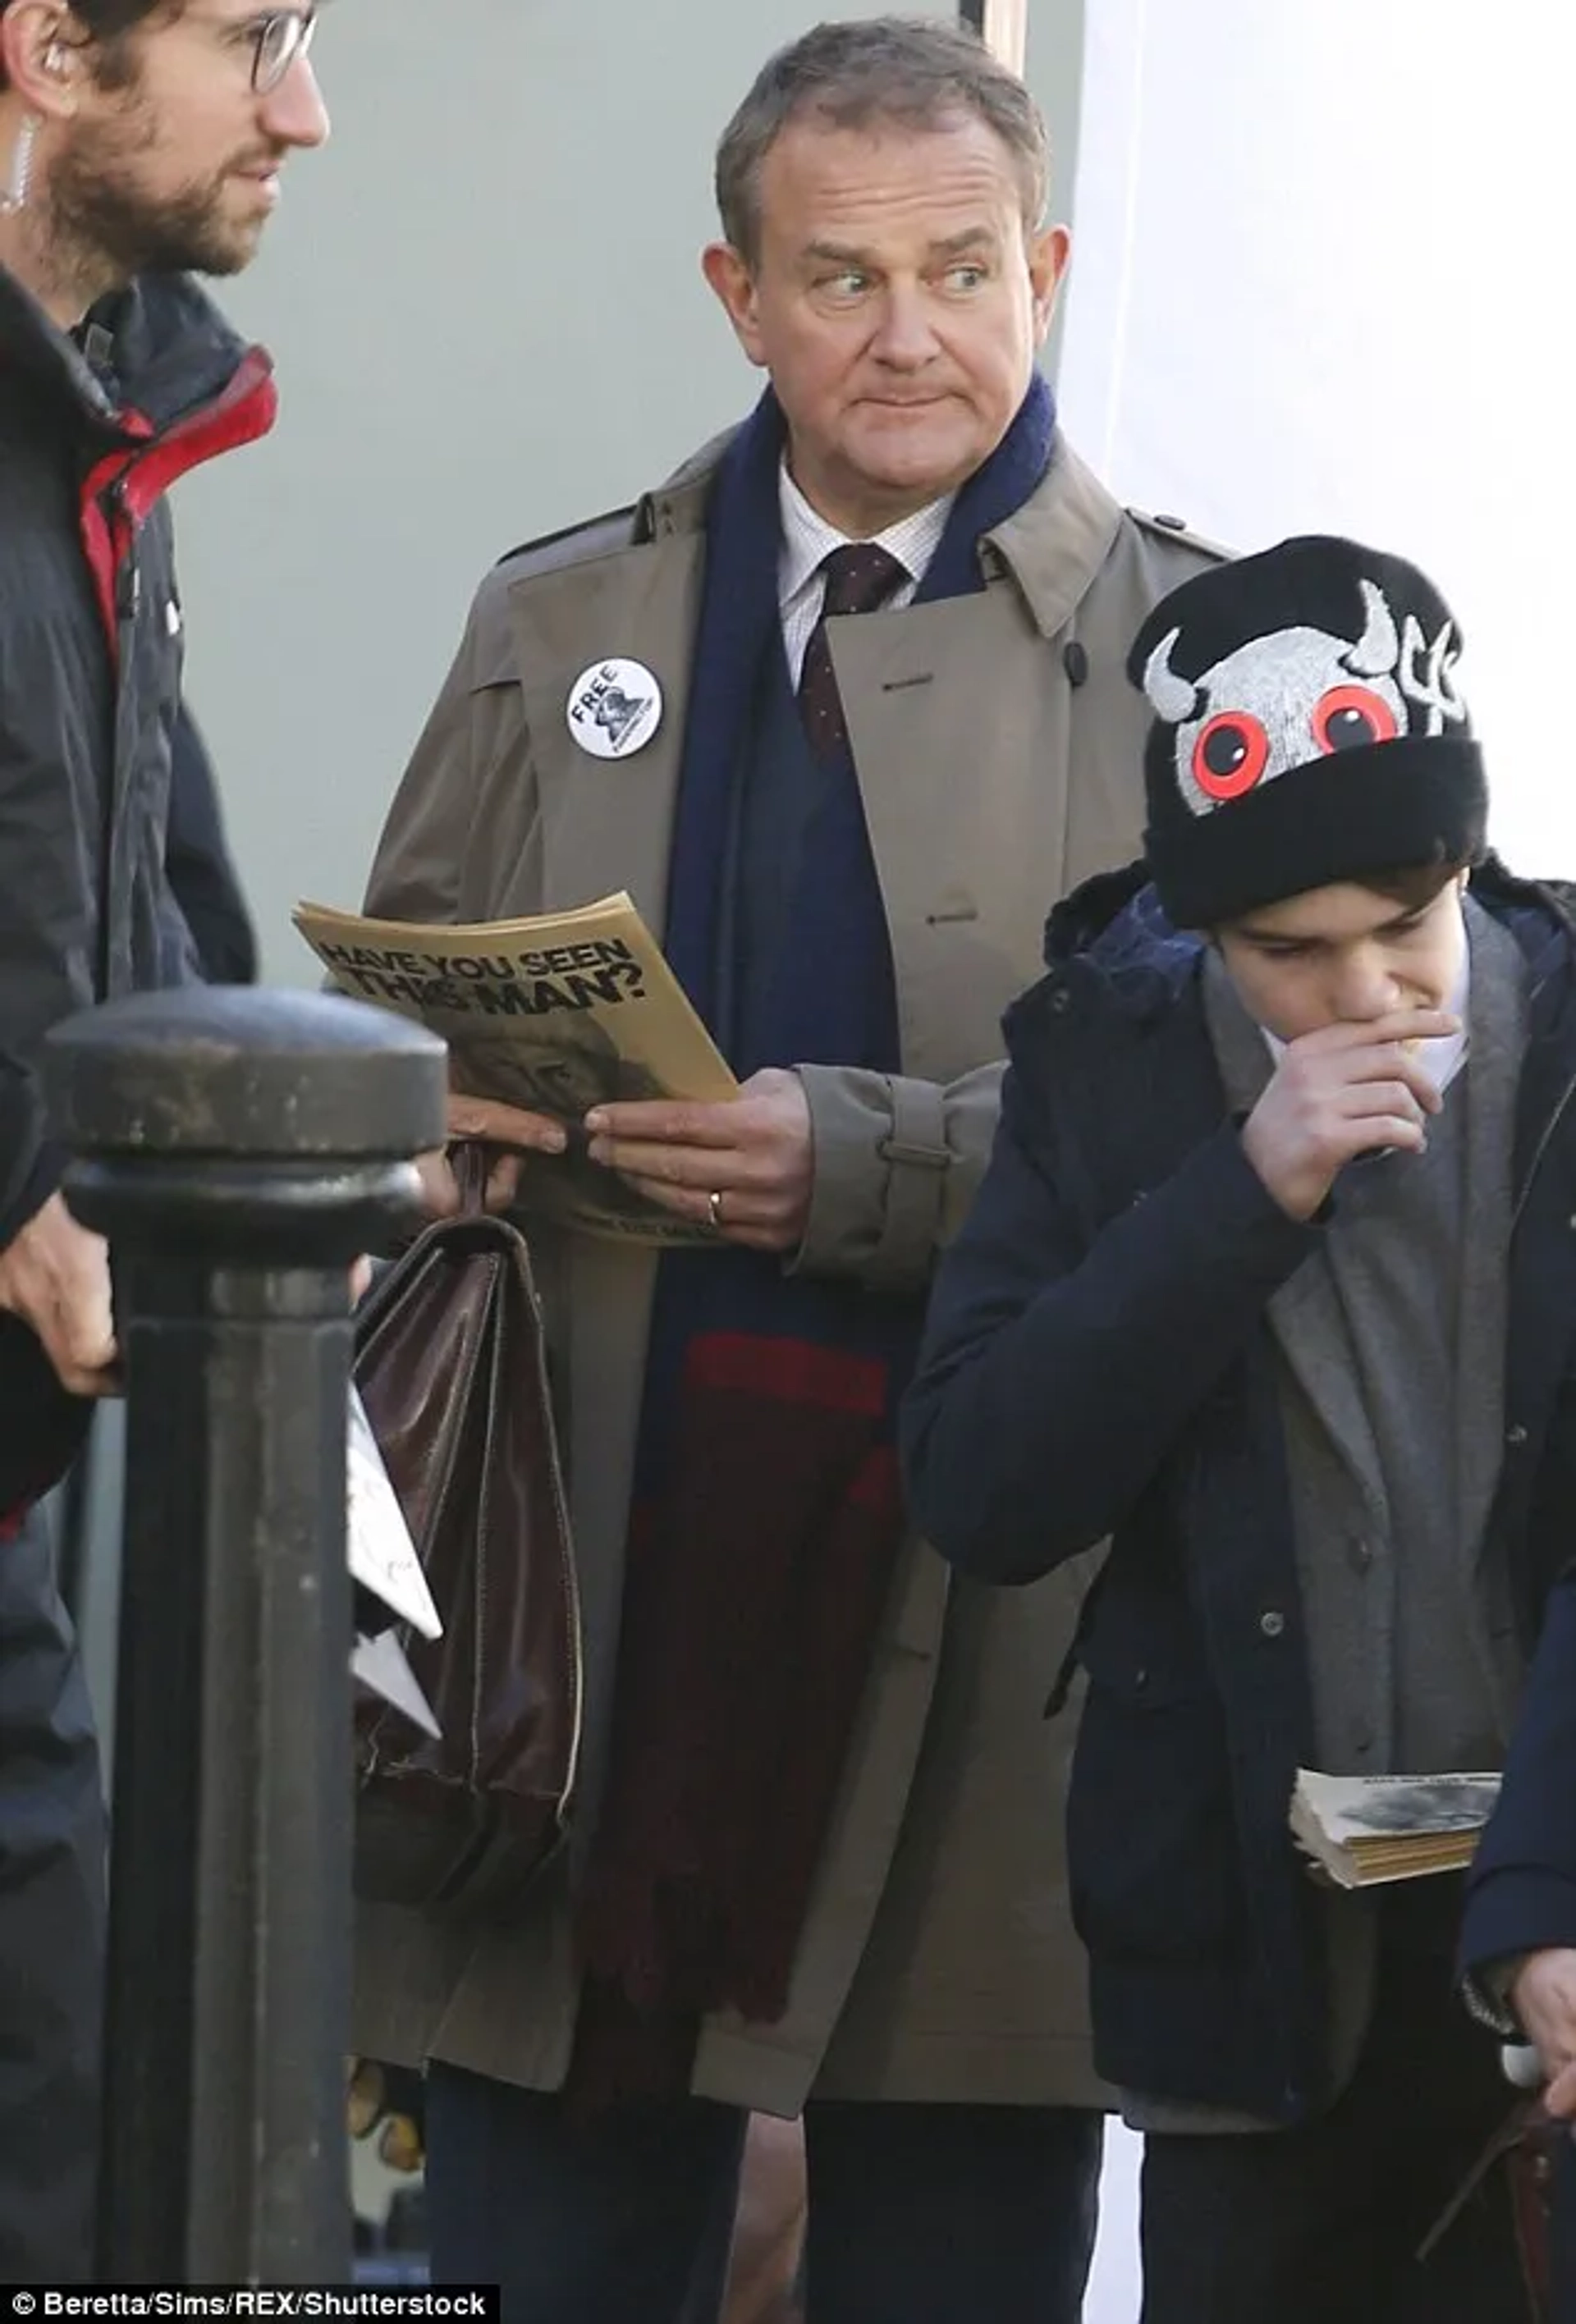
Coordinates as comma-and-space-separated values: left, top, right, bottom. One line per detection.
47, 102, 270, 287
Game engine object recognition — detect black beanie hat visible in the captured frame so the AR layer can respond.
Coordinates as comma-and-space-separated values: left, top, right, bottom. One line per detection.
1128, 535, 1487, 928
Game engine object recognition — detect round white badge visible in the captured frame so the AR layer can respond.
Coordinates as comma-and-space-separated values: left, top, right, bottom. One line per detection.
565, 658, 664, 761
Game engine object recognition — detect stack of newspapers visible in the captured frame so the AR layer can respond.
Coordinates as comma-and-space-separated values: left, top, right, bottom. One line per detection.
1290, 1768, 1502, 1888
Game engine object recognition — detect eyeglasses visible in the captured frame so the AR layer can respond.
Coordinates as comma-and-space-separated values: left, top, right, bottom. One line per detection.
250, 7, 318, 94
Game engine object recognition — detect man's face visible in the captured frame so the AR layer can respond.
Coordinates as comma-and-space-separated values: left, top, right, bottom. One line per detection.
51, 2, 330, 281
703, 112, 1068, 534
1215, 873, 1469, 1045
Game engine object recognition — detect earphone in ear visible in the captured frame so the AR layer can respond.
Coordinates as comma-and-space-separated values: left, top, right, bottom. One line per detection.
44, 43, 67, 76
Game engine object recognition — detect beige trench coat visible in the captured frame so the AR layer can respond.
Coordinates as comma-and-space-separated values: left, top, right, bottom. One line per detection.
352, 426, 1222, 2114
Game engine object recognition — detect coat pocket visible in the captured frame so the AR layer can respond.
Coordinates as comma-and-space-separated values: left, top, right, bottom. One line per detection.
1065, 1616, 1246, 1961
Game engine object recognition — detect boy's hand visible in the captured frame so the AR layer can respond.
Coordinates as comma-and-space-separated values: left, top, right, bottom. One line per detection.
1240, 1006, 1462, 1222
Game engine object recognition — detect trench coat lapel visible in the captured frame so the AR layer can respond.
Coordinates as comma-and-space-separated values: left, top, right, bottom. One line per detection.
827, 439, 1134, 1080
505, 533, 706, 935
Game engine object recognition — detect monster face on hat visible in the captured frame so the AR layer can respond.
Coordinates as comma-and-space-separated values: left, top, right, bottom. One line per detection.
1128, 535, 1488, 928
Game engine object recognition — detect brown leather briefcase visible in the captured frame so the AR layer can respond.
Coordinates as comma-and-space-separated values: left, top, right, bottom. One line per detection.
350, 1145, 581, 1915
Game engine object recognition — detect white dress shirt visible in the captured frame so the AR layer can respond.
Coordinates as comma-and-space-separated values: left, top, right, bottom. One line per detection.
777, 463, 955, 689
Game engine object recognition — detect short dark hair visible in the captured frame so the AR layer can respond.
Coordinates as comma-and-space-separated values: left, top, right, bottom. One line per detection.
1361, 858, 1474, 911
1211, 857, 1472, 938
715, 16, 1050, 267
0, 1, 181, 94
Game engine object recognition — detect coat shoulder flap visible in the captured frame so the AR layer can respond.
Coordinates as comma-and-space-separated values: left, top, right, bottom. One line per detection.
460, 508, 642, 693
495, 506, 640, 585
1123, 505, 1235, 568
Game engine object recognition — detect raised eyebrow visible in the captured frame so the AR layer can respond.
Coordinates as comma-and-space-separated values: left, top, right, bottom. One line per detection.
802, 240, 874, 269
930, 227, 1001, 259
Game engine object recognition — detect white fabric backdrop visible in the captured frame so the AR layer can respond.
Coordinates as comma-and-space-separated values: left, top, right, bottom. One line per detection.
1060, 7, 1576, 2312
1057, 0, 1576, 872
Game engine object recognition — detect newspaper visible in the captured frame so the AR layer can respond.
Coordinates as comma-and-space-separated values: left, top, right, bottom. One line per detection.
347, 1387, 440, 1739
348, 1387, 440, 1640
295, 892, 739, 1247
1290, 1768, 1501, 1889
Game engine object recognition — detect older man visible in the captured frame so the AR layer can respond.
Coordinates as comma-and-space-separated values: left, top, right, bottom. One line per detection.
0, 0, 328, 2275
356, 19, 1220, 2322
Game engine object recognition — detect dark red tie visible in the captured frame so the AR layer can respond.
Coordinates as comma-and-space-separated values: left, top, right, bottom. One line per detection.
796, 543, 907, 761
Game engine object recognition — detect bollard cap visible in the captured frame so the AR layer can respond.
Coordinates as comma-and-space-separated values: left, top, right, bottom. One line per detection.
44, 987, 448, 1161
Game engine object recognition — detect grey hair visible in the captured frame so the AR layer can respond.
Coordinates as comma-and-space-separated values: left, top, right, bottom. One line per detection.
716, 16, 1050, 266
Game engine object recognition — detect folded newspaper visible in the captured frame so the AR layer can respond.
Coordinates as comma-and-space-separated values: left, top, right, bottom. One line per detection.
295, 893, 739, 1247
1290, 1768, 1502, 1888
347, 1387, 440, 1738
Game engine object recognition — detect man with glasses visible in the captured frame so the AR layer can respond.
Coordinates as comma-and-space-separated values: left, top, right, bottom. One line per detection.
0, 0, 327, 2277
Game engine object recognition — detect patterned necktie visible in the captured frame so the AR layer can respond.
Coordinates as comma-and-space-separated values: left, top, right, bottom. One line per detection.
796, 543, 907, 761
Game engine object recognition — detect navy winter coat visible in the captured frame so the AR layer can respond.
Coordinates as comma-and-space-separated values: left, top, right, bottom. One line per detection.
902, 858, 1576, 2120
1459, 1561, 1576, 1979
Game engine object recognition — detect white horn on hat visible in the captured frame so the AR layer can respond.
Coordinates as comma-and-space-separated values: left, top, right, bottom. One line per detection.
1345, 579, 1400, 677
1142, 628, 1200, 724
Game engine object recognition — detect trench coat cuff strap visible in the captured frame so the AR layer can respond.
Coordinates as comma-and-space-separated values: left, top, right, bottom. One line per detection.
794, 1067, 951, 1288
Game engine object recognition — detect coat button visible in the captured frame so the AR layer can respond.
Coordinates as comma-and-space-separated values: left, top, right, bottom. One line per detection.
1505, 1423, 1528, 1448
1049, 986, 1072, 1015
1259, 1610, 1286, 1640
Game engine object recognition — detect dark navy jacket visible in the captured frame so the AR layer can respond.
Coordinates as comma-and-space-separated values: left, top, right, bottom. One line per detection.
901, 858, 1576, 2121
1460, 1563, 1576, 1979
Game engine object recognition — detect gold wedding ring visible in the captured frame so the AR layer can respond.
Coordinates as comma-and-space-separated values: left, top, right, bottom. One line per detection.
708, 1188, 725, 1231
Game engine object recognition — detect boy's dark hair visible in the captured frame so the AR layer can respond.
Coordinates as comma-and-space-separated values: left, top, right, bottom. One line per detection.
0, 1, 181, 93
1363, 861, 1472, 912
1207, 859, 1470, 940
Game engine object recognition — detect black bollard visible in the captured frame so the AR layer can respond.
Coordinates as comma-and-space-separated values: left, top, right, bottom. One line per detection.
44, 986, 446, 2287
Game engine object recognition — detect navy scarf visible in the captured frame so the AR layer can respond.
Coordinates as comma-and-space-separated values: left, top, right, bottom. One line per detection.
573, 378, 1057, 2095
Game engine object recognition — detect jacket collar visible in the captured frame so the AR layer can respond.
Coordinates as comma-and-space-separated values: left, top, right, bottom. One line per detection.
635, 418, 1126, 639
0, 261, 259, 442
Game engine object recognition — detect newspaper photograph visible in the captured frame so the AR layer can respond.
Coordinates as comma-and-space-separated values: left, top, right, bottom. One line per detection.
295, 891, 739, 1247
1290, 1768, 1502, 1889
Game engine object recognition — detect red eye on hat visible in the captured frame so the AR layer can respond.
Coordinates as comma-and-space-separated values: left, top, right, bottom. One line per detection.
1312, 685, 1399, 754
1192, 711, 1269, 801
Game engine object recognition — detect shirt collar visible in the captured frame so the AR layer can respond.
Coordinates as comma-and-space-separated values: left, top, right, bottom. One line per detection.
777, 460, 955, 607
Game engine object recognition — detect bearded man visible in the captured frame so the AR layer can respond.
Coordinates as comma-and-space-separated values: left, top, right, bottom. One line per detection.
0, 0, 328, 2275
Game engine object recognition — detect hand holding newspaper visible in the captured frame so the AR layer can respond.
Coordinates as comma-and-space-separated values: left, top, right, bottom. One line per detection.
1290, 1768, 1502, 1888
296, 892, 739, 1247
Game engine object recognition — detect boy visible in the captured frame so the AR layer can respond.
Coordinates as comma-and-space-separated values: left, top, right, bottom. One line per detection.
902, 535, 1576, 2321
